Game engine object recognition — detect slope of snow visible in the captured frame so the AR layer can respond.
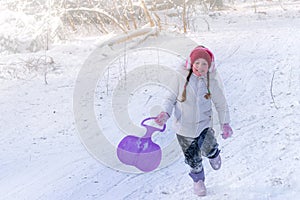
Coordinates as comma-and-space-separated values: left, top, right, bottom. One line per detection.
0, 1, 300, 200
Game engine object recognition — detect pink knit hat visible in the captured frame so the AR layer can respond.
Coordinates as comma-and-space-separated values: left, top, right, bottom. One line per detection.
185, 46, 215, 72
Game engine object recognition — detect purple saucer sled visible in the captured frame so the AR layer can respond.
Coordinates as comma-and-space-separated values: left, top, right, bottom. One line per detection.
117, 117, 166, 172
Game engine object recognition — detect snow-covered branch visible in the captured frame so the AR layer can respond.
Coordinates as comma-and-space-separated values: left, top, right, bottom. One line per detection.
99, 26, 158, 47
64, 8, 128, 33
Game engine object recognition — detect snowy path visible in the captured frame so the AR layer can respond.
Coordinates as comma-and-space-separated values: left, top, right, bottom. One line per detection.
1, 3, 300, 200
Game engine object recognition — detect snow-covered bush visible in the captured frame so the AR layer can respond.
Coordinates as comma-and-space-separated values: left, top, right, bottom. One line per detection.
0, 0, 280, 55
0, 8, 64, 54
0, 0, 218, 55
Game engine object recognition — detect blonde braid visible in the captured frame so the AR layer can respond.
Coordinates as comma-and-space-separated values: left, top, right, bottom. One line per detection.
179, 68, 193, 102
204, 72, 211, 99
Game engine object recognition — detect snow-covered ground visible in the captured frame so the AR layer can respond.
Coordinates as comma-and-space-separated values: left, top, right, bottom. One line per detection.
1, 1, 300, 200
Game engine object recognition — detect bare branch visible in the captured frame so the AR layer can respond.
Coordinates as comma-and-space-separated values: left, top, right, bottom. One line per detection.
270, 71, 279, 109
139, 0, 155, 27
64, 8, 127, 32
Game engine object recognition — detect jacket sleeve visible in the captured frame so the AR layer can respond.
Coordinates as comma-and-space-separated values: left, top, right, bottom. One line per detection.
162, 93, 177, 116
161, 72, 180, 116
210, 69, 231, 126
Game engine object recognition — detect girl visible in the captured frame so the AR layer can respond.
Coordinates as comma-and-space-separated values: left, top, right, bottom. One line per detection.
155, 46, 233, 196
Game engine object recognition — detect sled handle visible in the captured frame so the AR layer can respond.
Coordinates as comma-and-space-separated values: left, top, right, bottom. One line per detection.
141, 117, 166, 133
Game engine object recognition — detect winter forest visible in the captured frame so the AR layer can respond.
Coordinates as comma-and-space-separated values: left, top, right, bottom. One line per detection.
0, 0, 300, 200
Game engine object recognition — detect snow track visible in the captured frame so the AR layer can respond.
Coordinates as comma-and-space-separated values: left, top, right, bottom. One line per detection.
1, 2, 300, 200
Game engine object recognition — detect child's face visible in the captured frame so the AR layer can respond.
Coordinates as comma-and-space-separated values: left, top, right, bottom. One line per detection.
192, 58, 209, 77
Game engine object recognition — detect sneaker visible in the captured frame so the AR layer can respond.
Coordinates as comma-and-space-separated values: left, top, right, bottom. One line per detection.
194, 180, 207, 196
209, 154, 221, 170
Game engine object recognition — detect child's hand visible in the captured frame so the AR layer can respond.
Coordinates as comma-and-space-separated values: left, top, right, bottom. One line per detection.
154, 112, 170, 126
221, 124, 233, 139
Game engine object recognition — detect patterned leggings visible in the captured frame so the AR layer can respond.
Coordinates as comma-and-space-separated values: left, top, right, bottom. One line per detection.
176, 128, 219, 173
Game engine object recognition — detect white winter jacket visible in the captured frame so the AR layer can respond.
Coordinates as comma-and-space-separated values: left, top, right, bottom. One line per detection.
162, 68, 230, 138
